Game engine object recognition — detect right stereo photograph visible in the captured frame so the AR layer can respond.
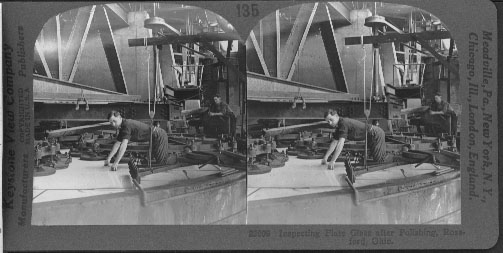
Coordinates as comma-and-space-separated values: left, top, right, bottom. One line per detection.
246, 2, 460, 224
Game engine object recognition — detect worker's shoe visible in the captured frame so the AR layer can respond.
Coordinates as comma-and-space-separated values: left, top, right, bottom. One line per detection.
344, 159, 356, 183
128, 158, 140, 181
165, 153, 178, 165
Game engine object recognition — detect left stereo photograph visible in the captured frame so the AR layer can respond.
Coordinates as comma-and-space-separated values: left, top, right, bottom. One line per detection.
30, 3, 247, 225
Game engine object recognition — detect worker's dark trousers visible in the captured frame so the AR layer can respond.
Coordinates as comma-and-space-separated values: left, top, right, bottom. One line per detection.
151, 126, 171, 164
368, 126, 386, 162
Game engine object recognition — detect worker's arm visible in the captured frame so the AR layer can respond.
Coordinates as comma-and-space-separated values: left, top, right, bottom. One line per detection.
111, 139, 129, 171
430, 102, 451, 115
328, 138, 345, 170
322, 139, 338, 164
105, 141, 121, 166
430, 110, 444, 115
210, 104, 233, 117
209, 112, 224, 116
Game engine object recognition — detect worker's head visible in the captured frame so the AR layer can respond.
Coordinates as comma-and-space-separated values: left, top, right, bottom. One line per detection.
372, 119, 379, 126
107, 110, 122, 129
434, 92, 442, 103
213, 94, 222, 104
324, 109, 339, 127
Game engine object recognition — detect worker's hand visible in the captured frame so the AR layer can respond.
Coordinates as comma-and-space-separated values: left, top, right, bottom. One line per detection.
104, 159, 111, 167
429, 110, 434, 115
111, 162, 118, 171
321, 158, 327, 165
209, 112, 214, 116
327, 161, 336, 170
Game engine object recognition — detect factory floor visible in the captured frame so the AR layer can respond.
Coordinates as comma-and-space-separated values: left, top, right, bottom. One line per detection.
33, 149, 223, 203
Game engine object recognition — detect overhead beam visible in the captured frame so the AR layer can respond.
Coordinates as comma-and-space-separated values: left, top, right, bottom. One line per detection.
249, 30, 270, 76
98, 6, 128, 94
40, 16, 59, 78
345, 31, 451, 45
56, 14, 63, 80
200, 41, 246, 83
247, 100, 390, 120
176, 43, 210, 57
287, 3, 318, 80
66, 5, 96, 82
259, 13, 278, 77
34, 40, 53, 78
215, 15, 235, 35
320, 5, 348, 92
276, 10, 281, 78
128, 33, 241, 47
104, 4, 128, 27
320, 22, 347, 92
279, 3, 318, 79
412, 34, 459, 77
33, 74, 126, 95
326, 2, 351, 26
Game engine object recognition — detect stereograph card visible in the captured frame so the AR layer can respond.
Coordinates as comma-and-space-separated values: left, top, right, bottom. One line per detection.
1, 0, 500, 250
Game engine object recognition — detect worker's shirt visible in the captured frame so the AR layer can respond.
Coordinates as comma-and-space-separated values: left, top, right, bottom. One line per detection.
117, 119, 151, 142
430, 101, 454, 115
209, 102, 234, 117
332, 117, 372, 141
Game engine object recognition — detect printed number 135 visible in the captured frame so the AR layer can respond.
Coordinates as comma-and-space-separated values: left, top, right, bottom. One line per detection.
236, 4, 259, 17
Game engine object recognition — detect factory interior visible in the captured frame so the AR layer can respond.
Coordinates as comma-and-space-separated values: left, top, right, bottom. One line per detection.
29, 1, 461, 225
32, 3, 247, 225
245, 2, 461, 224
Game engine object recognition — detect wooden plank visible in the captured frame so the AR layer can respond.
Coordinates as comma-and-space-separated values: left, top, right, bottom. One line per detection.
181, 107, 208, 116
263, 121, 328, 137
345, 31, 451, 45
46, 122, 111, 138
400, 105, 430, 115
